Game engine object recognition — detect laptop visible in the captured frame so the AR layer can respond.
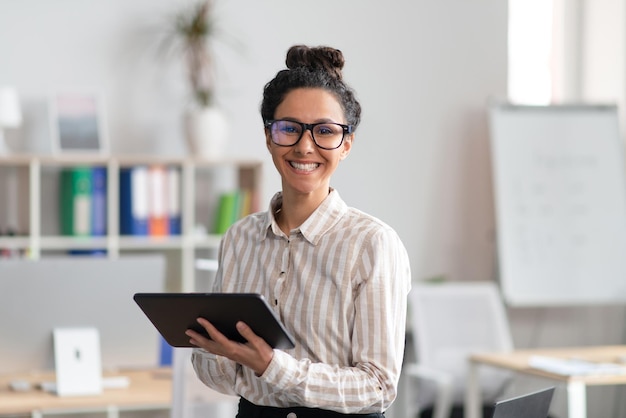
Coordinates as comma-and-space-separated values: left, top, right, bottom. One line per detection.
492, 387, 555, 418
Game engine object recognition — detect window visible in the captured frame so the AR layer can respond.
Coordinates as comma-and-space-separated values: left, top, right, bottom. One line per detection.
508, 0, 555, 104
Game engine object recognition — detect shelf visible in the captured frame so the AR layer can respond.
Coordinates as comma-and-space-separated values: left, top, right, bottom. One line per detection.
117, 236, 186, 250
0, 153, 261, 167
39, 236, 109, 249
0, 154, 263, 292
0, 237, 30, 247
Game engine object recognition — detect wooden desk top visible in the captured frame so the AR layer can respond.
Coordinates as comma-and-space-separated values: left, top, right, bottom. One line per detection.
0, 368, 172, 415
470, 345, 626, 385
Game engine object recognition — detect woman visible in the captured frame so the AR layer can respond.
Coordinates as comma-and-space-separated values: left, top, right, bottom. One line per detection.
187, 45, 411, 417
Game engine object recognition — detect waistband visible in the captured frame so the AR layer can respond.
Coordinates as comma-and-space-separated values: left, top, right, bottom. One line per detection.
236, 397, 385, 418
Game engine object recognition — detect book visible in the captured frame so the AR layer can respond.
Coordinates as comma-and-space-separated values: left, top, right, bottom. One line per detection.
119, 166, 149, 236
147, 165, 168, 237
166, 166, 181, 235
213, 190, 239, 234
90, 166, 107, 236
239, 188, 252, 218
59, 166, 92, 236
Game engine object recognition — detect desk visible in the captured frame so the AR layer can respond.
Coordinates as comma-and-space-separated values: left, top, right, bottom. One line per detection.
0, 368, 172, 417
465, 345, 626, 418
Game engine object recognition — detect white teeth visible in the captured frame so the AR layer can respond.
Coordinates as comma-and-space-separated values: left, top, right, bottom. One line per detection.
290, 161, 319, 171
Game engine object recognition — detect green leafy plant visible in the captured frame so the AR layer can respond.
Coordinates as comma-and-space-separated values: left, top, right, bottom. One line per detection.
165, 0, 216, 107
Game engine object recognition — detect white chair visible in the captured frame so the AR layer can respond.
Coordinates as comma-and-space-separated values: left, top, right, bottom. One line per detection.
404, 281, 514, 418
170, 347, 239, 418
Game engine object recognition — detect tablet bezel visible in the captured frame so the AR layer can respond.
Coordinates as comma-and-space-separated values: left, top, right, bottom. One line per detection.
133, 293, 295, 349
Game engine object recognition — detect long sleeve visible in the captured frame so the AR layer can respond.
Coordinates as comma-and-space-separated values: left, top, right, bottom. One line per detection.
191, 349, 239, 396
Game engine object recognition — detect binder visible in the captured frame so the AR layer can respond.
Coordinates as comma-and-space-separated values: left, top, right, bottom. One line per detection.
90, 166, 107, 236
119, 166, 149, 235
166, 166, 181, 235
59, 166, 92, 236
147, 165, 168, 237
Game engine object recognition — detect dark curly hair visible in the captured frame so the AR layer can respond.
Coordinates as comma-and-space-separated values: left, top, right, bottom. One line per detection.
261, 45, 362, 129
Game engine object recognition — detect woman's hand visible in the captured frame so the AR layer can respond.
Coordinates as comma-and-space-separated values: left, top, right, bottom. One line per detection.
186, 318, 274, 376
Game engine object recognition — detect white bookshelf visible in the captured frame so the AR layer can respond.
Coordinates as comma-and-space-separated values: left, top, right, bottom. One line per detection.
0, 154, 262, 292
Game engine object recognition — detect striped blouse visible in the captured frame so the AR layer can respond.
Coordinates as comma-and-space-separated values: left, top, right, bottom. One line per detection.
191, 189, 411, 414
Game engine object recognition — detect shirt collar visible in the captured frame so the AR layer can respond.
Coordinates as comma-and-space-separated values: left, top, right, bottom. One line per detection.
262, 188, 348, 245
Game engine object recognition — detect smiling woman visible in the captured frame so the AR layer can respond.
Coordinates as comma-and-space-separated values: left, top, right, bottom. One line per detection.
187, 45, 412, 418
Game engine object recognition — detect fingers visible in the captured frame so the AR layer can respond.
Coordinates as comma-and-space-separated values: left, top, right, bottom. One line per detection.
235, 321, 259, 343
186, 318, 254, 348
185, 318, 229, 347
186, 318, 264, 353
187, 318, 274, 376
185, 328, 209, 348
200, 317, 230, 342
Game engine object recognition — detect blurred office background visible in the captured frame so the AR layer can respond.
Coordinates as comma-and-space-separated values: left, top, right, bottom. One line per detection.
1, 0, 625, 417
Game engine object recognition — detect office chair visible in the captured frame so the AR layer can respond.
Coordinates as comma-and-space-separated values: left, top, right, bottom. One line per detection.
404, 281, 514, 418
170, 347, 239, 418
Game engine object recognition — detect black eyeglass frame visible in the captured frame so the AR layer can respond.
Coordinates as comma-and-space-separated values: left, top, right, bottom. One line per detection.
264, 119, 354, 150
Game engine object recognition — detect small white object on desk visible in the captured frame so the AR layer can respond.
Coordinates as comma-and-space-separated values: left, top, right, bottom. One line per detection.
39, 381, 57, 393
9, 380, 31, 392
529, 355, 626, 376
39, 376, 130, 393
102, 376, 130, 389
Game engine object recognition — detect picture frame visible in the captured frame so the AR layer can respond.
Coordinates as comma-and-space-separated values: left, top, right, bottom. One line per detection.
49, 90, 108, 154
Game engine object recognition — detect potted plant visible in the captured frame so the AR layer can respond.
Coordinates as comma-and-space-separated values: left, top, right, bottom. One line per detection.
164, 0, 228, 158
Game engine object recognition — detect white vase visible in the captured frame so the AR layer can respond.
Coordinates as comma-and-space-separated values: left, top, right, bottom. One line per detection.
184, 106, 228, 158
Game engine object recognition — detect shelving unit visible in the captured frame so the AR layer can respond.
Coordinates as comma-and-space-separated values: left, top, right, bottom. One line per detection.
0, 154, 263, 292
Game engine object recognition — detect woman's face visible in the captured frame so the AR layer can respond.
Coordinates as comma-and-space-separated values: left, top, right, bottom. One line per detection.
266, 88, 352, 200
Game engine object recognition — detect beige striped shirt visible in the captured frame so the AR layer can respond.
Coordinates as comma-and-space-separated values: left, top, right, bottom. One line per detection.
191, 189, 411, 414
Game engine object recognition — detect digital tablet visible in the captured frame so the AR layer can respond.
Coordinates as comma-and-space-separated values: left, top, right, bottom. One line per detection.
133, 293, 295, 349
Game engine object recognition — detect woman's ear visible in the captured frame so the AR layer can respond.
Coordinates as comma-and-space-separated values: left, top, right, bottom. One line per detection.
265, 130, 273, 152
339, 134, 354, 160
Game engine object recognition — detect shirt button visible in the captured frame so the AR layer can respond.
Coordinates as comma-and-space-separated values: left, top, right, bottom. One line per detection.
286, 413, 297, 418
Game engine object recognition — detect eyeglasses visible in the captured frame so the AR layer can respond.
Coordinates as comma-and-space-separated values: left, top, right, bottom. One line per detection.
264, 119, 354, 150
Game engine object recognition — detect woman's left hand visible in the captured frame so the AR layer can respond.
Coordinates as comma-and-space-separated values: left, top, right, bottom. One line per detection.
186, 318, 274, 376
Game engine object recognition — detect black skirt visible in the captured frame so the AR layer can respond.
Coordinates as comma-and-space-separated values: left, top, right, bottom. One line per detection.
236, 397, 385, 418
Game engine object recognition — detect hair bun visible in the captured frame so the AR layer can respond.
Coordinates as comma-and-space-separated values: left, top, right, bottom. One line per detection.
285, 45, 345, 80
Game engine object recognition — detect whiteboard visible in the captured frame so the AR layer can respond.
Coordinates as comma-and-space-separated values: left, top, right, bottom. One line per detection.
489, 104, 626, 306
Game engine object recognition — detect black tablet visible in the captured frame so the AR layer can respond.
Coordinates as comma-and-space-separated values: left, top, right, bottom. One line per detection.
133, 293, 296, 349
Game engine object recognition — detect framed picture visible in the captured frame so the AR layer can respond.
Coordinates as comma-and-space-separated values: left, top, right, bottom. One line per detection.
50, 90, 108, 154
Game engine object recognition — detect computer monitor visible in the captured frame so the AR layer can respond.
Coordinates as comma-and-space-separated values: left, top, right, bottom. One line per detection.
0, 255, 165, 374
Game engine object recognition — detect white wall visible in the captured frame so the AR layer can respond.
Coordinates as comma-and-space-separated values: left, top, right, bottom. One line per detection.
0, 0, 507, 285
